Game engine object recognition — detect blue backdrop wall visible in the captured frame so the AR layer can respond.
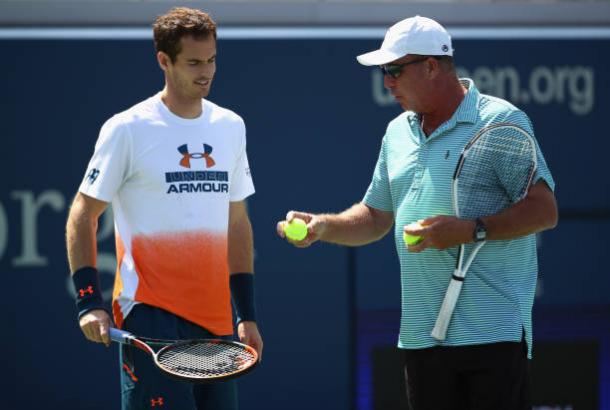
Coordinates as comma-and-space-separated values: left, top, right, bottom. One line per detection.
2, 31, 609, 410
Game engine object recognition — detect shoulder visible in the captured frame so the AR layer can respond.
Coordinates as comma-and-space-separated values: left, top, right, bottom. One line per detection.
382, 111, 416, 146
99, 113, 128, 137
478, 91, 520, 115
387, 111, 411, 129
477, 92, 532, 131
93, 114, 132, 153
384, 111, 413, 139
204, 99, 245, 128
96, 97, 157, 146
101, 95, 159, 131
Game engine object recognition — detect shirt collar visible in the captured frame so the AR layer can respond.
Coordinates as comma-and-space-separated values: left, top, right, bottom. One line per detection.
453, 78, 479, 125
405, 77, 479, 126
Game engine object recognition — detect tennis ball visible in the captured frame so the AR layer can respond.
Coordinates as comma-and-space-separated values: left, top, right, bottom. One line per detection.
403, 222, 424, 246
284, 218, 308, 241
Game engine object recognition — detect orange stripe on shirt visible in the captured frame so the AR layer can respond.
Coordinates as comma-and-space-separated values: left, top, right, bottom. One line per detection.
112, 234, 126, 328
131, 231, 232, 335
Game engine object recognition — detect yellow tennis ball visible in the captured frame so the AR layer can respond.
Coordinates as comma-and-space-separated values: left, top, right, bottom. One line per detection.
403, 222, 423, 246
284, 218, 308, 241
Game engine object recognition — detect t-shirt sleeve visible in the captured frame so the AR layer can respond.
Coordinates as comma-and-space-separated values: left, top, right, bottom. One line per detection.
503, 112, 556, 195
363, 136, 393, 212
229, 119, 255, 202
531, 139, 555, 192
78, 116, 132, 202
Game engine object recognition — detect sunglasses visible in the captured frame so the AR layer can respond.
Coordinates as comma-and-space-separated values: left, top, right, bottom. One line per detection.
379, 57, 435, 79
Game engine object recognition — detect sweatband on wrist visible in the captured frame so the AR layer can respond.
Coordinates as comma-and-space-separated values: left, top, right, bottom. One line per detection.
230, 273, 257, 324
72, 266, 107, 319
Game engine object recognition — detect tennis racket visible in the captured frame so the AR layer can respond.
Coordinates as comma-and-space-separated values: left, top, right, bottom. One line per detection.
109, 328, 259, 382
430, 123, 538, 341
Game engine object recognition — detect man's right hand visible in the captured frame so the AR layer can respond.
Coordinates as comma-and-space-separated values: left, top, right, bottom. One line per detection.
276, 210, 327, 248
79, 309, 112, 346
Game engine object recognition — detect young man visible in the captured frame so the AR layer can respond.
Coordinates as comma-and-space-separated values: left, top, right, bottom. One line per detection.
277, 16, 557, 410
66, 7, 262, 410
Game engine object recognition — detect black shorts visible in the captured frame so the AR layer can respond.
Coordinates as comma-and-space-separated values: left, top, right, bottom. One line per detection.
403, 339, 531, 410
120, 304, 237, 410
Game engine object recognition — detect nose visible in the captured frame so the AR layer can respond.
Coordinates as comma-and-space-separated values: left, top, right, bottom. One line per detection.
201, 62, 216, 78
383, 73, 396, 90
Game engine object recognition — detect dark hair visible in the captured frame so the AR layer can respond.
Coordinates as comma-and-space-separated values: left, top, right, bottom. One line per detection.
411, 54, 455, 72
153, 7, 217, 63
435, 55, 455, 71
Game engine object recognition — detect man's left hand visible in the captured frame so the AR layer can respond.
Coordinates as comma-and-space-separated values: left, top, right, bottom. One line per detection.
237, 321, 263, 362
405, 215, 475, 252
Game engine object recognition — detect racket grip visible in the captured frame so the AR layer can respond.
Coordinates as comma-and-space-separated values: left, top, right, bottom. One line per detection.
109, 328, 133, 344
431, 279, 464, 341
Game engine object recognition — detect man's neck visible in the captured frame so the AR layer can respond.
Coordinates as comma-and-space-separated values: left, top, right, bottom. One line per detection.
160, 87, 203, 119
420, 81, 467, 136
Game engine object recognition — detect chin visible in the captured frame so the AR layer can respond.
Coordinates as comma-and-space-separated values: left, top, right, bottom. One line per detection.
399, 102, 410, 111
192, 89, 210, 99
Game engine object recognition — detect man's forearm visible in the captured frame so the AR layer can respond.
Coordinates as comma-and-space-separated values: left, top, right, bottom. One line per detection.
320, 203, 394, 246
228, 217, 254, 274
483, 181, 558, 241
66, 194, 109, 273
66, 208, 99, 273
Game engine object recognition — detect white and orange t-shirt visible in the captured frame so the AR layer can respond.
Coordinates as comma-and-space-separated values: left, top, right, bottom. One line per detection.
79, 93, 255, 335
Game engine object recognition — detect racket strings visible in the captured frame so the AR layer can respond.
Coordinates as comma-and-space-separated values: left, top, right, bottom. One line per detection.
157, 341, 257, 378
433, 124, 537, 342
457, 127, 536, 220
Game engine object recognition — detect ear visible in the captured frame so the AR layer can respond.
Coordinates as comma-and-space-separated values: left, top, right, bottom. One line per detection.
426, 58, 441, 79
157, 51, 171, 72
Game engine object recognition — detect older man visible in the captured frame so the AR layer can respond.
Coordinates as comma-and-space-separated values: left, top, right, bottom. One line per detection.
278, 15, 557, 410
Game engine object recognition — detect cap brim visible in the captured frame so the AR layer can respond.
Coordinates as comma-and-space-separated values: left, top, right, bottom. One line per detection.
356, 49, 404, 66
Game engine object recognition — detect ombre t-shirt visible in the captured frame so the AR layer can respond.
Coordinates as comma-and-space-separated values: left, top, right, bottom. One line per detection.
79, 93, 254, 335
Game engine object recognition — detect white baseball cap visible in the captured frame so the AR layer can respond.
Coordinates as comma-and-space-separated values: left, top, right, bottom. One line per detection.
356, 16, 453, 66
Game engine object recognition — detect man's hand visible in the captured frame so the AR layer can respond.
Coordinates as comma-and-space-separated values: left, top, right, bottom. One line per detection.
404, 216, 474, 252
276, 210, 327, 248
237, 321, 263, 362
79, 309, 112, 346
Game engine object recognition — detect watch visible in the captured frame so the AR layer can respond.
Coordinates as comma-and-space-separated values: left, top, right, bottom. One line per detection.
473, 218, 487, 242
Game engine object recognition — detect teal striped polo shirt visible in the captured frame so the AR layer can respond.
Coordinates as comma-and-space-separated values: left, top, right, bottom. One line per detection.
363, 79, 555, 357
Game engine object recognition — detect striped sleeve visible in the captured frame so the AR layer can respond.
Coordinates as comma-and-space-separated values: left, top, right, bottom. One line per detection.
506, 111, 555, 192
363, 136, 393, 212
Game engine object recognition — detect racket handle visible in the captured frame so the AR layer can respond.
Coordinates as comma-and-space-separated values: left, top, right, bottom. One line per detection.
431, 278, 463, 341
109, 328, 133, 344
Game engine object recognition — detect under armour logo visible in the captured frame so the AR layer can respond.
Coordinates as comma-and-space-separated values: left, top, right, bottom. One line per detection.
150, 397, 164, 407
78, 285, 94, 298
178, 144, 215, 169
442, 44, 449, 52
87, 168, 100, 184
